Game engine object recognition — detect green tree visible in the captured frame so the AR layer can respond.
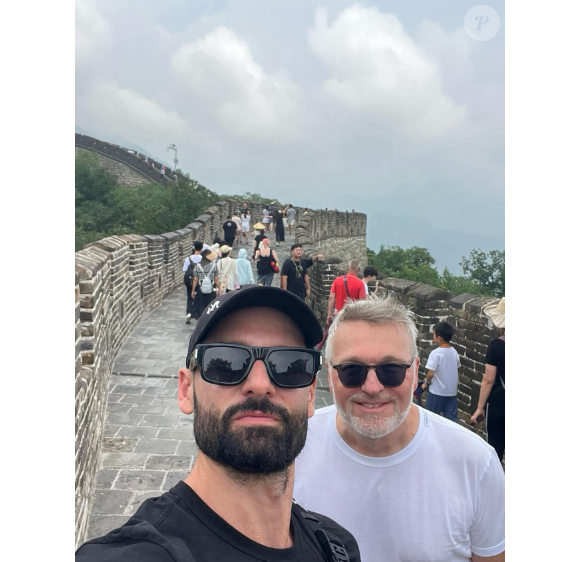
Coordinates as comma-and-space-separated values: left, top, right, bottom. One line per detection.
439, 267, 488, 296
220, 191, 282, 207
367, 245, 439, 283
460, 249, 505, 297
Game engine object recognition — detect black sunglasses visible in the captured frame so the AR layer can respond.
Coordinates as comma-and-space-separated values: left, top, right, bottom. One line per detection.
332, 360, 414, 388
192, 344, 321, 388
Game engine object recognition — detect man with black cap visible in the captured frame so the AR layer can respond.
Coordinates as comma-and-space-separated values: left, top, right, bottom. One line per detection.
76, 286, 361, 562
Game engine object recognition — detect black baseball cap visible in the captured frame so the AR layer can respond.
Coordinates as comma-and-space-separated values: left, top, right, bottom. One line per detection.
185, 285, 323, 368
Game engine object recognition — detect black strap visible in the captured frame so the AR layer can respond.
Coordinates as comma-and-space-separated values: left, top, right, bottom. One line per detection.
343, 276, 351, 299
293, 502, 350, 562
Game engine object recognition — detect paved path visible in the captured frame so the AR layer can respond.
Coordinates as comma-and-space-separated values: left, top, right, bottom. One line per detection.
86, 232, 335, 540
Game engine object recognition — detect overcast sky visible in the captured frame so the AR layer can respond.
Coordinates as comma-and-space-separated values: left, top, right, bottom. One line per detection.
76, 0, 505, 249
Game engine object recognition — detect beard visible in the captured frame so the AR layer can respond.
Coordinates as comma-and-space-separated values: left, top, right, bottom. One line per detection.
333, 383, 414, 439
193, 393, 308, 476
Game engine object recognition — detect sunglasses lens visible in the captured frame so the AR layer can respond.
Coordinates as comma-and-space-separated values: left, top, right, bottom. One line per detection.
336, 364, 367, 388
375, 364, 407, 387
267, 350, 316, 387
202, 346, 251, 384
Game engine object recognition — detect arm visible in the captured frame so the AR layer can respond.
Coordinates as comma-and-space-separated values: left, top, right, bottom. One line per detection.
472, 553, 504, 562
281, 275, 288, 290
470, 364, 497, 423
305, 273, 310, 297
272, 250, 278, 263
191, 277, 198, 297
422, 369, 435, 389
327, 292, 336, 326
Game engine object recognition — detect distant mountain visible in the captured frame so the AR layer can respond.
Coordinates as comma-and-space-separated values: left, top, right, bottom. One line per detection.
75, 126, 172, 168
367, 213, 504, 275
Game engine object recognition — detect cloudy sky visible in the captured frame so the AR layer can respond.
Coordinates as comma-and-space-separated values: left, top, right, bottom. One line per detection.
76, 0, 504, 269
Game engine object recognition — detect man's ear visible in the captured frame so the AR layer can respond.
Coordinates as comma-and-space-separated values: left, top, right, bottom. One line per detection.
325, 359, 334, 394
178, 367, 194, 415
307, 377, 316, 418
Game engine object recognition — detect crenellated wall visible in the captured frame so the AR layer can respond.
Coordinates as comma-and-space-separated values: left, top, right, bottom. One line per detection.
74, 198, 308, 546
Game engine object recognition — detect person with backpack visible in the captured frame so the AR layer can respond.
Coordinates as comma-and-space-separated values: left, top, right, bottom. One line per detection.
471, 298, 506, 462
183, 241, 203, 324
216, 245, 238, 295
190, 248, 220, 319
254, 238, 279, 286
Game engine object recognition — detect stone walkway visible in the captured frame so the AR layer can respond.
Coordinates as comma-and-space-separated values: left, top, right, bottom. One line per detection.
86, 232, 335, 540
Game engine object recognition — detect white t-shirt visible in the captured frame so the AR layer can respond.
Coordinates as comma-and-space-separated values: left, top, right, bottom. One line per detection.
294, 405, 505, 562
182, 255, 202, 272
241, 215, 251, 231
426, 346, 461, 396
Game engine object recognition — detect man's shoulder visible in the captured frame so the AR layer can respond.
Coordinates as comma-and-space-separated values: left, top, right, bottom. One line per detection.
422, 408, 497, 460
293, 503, 361, 562
309, 405, 335, 430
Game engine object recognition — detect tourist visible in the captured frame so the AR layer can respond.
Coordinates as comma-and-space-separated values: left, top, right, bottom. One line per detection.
222, 216, 238, 249
76, 285, 361, 562
326, 260, 366, 326
216, 245, 238, 295
362, 265, 379, 296
471, 298, 505, 461
273, 209, 285, 246
422, 322, 461, 422
261, 207, 272, 232
285, 204, 296, 233
252, 222, 267, 258
190, 248, 219, 319
238, 201, 250, 217
294, 296, 505, 562
183, 241, 203, 324
280, 244, 310, 301
235, 248, 254, 285
232, 212, 242, 247
240, 210, 251, 245
161, 165, 166, 176
255, 238, 278, 287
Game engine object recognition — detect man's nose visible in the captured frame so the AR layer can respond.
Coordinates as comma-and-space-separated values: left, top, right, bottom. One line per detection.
240, 360, 276, 396
360, 367, 385, 394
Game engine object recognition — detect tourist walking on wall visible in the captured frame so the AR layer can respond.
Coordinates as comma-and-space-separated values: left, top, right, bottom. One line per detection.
190, 248, 219, 319
216, 245, 238, 295
362, 266, 379, 296
294, 296, 505, 562
261, 208, 272, 232
273, 209, 285, 246
235, 248, 254, 285
252, 222, 267, 258
231, 212, 242, 248
422, 322, 461, 423
255, 238, 278, 286
280, 244, 310, 301
240, 210, 251, 245
327, 260, 366, 326
285, 204, 296, 233
183, 241, 203, 324
471, 298, 506, 462
222, 216, 238, 248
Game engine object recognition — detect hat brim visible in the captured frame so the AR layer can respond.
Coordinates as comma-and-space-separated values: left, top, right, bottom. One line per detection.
186, 286, 323, 368
483, 300, 505, 329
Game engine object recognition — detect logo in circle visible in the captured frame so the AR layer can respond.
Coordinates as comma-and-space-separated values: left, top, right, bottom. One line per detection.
464, 5, 501, 41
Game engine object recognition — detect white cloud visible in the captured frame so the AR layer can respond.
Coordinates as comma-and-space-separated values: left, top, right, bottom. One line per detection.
307, 5, 467, 140
78, 81, 189, 150
171, 27, 303, 142
75, 0, 112, 69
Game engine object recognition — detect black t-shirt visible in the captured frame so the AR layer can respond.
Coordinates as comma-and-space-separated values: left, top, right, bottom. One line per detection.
76, 481, 360, 562
257, 251, 274, 275
485, 337, 505, 404
302, 258, 314, 270
223, 221, 237, 239
281, 258, 307, 297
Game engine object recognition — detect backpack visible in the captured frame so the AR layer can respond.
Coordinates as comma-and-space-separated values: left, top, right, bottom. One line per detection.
184, 257, 196, 285
197, 262, 216, 294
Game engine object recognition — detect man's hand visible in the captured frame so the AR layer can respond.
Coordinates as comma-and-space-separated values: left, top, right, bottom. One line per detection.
306, 288, 310, 298
326, 314, 334, 327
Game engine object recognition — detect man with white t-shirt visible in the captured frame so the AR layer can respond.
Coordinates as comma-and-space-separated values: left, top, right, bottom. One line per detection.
423, 321, 461, 422
294, 296, 505, 562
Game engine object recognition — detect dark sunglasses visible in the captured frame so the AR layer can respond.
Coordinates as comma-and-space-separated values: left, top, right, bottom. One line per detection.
192, 344, 321, 388
332, 360, 414, 388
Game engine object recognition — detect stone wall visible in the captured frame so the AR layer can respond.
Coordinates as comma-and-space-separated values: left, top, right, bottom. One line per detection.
74, 198, 298, 546
75, 147, 152, 187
